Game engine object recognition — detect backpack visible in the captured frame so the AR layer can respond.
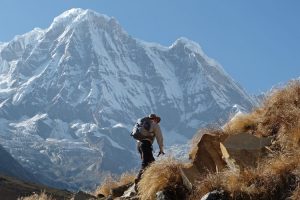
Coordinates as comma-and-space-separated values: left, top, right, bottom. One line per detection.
130, 117, 152, 140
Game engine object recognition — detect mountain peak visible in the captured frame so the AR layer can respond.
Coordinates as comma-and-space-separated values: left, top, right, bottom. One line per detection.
48, 8, 125, 38
50, 8, 112, 30
55, 8, 110, 22
170, 37, 204, 54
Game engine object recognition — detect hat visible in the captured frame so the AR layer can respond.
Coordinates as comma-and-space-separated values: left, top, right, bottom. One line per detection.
149, 114, 161, 123
148, 114, 157, 119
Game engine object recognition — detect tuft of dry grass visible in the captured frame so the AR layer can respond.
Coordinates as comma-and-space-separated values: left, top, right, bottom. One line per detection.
223, 112, 260, 135
289, 184, 300, 200
94, 171, 136, 197
137, 158, 183, 200
190, 150, 300, 199
18, 192, 54, 200
256, 80, 300, 137
277, 124, 300, 151
188, 81, 300, 199
223, 80, 300, 139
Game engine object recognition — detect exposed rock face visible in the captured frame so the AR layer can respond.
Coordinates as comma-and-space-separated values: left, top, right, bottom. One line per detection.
192, 134, 228, 172
180, 133, 272, 190
220, 133, 272, 169
180, 133, 228, 191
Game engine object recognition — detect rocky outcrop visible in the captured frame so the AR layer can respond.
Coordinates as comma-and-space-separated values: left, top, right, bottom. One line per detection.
180, 133, 228, 191
192, 134, 228, 172
180, 132, 272, 191
220, 133, 273, 169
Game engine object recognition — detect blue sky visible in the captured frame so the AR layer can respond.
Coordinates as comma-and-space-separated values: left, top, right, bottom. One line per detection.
0, 0, 299, 94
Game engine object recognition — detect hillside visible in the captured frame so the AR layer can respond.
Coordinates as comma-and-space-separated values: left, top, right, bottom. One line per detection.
0, 144, 37, 183
15, 80, 299, 199
93, 80, 300, 200
0, 175, 73, 200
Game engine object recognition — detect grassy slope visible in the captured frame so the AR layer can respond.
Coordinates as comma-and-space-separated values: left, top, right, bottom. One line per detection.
0, 174, 73, 200
189, 80, 300, 200
95, 80, 300, 200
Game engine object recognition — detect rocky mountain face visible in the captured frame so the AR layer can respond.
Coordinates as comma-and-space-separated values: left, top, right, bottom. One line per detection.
0, 8, 256, 190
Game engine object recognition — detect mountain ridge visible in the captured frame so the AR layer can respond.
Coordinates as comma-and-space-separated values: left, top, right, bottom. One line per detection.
0, 8, 256, 190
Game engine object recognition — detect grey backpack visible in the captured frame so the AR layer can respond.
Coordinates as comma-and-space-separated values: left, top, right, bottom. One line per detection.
130, 117, 152, 140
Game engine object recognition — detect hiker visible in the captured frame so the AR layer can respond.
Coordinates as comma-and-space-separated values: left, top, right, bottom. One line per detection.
134, 113, 165, 185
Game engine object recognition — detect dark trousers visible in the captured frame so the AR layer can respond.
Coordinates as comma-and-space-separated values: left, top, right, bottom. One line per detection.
135, 140, 155, 183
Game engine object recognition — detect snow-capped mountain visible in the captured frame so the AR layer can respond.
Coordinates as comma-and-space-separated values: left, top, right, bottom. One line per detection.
0, 8, 256, 190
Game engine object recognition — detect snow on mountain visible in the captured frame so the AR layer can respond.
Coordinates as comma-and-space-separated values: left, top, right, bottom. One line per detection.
0, 8, 256, 190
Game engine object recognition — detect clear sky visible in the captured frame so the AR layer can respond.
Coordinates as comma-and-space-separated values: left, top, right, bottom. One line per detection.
0, 0, 299, 94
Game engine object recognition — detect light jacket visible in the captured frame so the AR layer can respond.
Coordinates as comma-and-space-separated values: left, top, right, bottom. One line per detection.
139, 121, 164, 152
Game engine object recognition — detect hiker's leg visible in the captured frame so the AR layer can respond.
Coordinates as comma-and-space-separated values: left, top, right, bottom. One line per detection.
135, 140, 154, 183
141, 140, 155, 168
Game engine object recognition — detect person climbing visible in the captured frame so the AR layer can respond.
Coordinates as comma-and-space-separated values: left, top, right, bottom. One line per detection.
133, 113, 165, 186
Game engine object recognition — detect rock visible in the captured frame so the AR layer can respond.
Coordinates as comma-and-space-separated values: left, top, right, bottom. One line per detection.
180, 164, 201, 191
155, 185, 188, 200
180, 133, 228, 191
120, 183, 137, 199
192, 134, 228, 173
200, 190, 229, 200
111, 182, 134, 198
156, 191, 170, 200
96, 193, 106, 199
103, 195, 113, 200
73, 191, 97, 200
220, 133, 272, 169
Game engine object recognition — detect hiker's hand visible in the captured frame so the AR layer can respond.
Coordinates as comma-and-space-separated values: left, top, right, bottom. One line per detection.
157, 151, 165, 157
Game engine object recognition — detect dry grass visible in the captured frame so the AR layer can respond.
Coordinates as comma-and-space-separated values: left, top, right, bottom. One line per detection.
189, 81, 300, 199
190, 151, 300, 199
257, 81, 300, 137
223, 80, 300, 140
18, 192, 54, 200
277, 124, 300, 151
289, 167, 300, 199
289, 184, 300, 200
137, 158, 183, 200
94, 171, 136, 197
92, 81, 300, 199
224, 112, 260, 135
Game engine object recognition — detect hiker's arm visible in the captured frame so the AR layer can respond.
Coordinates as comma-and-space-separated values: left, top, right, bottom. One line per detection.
154, 124, 164, 152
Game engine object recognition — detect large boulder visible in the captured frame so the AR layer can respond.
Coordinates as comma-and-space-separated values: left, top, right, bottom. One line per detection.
180, 133, 228, 191
192, 134, 228, 173
220, 133, 272, 169
180, 132, 272, 191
